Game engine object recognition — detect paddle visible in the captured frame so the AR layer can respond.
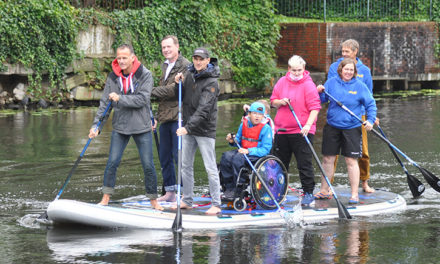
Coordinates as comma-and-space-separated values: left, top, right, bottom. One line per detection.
172, 80, 183, 232
323, 90, 440, 193
286, 101, 352, 220
149, 108, 161, 158
377, 126, 425, 198
37, 101, 112, 222
234, 139, 296, 223
149, 108, 165, 195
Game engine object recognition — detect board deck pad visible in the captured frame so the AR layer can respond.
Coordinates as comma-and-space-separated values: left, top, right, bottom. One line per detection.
47, 188, 406, 230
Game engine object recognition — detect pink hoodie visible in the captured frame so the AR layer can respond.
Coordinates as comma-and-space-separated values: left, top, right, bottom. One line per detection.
270, 71, 321, 134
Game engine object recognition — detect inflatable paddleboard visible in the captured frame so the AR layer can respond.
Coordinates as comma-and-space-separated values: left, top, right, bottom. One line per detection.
47, 188, 406, 230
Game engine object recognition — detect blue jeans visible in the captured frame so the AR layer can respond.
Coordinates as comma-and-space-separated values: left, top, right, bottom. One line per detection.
159, 121, 178, 192
181, 135, 221, 207
102, 131, 158, 199
219, 150, 260, 191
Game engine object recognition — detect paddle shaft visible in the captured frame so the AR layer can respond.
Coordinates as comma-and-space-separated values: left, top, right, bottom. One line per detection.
377, 126, 410, 175
173, 80, 183, 232
149, 108, 165, 195
324, 90, 440, 192
324, 91, 423, 168
149, 108, 160, 157
377, 125, 424, 198
55, 101, 112, 200
286, 101, 352, 219
235, 140, 283, 212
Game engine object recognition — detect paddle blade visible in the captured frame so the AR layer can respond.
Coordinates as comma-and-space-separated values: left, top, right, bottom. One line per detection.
336, 200, 352, 220
420, 168, 440, 193
172, 208, 183, 232
407, 174, 425, 198
38, 211, 48, 220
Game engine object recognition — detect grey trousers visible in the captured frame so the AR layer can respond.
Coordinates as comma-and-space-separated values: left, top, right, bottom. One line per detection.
181, 134, 221, 207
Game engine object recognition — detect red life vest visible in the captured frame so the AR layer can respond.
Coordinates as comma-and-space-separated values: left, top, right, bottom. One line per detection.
241, 117, 266, 149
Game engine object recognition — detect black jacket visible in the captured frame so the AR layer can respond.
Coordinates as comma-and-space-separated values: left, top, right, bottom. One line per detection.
177, 58, 220, 139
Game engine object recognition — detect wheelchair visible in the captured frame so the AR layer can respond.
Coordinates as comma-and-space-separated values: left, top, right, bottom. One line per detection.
220, 155, 289, 212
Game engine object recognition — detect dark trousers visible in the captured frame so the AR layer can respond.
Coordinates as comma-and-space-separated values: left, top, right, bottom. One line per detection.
273, 133, 315, 194
219, 150, 259, 191
103, 131, 157, 199
159, 121, 178, 192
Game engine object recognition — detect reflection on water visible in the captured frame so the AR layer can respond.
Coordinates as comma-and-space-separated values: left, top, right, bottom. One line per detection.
44, 222, 377, 264
1, 97, 440, 263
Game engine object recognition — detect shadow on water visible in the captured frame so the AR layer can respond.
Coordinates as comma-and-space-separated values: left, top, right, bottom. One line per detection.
1, 96, 440, 263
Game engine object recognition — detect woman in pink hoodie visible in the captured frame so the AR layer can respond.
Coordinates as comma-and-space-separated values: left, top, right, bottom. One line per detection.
270, 55, 321, 206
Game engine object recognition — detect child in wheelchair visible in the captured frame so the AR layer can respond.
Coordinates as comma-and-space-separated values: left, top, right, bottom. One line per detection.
219, 101, 273, 201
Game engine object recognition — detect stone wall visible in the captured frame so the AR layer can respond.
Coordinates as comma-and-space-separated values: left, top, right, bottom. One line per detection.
0, 24, 237, 104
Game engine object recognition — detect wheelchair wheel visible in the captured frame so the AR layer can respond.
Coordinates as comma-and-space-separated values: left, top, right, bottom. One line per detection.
250, 155, 288, 210
233, 198, 247, 212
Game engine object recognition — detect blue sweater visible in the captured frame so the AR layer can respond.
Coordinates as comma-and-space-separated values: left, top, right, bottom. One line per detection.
320, 76, 377, 129
328, 57, 373, 94
234, 120, 273, 157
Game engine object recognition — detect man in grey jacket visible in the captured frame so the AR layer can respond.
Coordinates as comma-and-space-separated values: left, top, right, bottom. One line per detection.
89, 44, 163, 210
152, 35, 190, 202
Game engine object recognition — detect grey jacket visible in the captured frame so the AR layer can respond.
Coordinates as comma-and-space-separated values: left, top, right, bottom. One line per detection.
151, 54, 190, 123
92, 65, 153, 135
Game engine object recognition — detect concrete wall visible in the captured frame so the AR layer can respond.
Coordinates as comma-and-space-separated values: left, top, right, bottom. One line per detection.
276, 22, 440, 88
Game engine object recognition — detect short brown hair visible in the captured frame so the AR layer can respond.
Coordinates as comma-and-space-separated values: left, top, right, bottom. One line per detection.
337, 58, 357, 80
161, 35, 179, 46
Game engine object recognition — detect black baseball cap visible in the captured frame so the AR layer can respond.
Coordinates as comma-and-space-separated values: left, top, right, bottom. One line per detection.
192, 47, 210, 58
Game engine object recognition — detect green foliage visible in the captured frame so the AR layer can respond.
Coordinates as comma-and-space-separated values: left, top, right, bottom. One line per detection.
0, 0, 79, 100
105, 0, 280, 90
1, 0, 280, 96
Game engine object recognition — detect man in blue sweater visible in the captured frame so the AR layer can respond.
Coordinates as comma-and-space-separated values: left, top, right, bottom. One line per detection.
326, 39, 378, 193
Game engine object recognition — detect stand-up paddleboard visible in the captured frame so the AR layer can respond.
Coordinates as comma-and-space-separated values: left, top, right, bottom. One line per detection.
47, 188, 405, 230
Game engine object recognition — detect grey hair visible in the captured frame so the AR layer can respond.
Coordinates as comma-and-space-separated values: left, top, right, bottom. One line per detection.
288, 55, 306, 68
117, 44, 134, 54
341, 39, 359, 52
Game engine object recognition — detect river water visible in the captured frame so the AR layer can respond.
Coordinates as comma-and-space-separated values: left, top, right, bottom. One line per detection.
1, 96, 440, 263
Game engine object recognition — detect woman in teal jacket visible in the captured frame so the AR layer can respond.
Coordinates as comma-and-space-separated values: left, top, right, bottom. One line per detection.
316, 58, 377, 204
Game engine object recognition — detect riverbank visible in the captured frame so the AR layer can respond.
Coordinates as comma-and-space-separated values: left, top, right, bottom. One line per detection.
2, 89, 440, 113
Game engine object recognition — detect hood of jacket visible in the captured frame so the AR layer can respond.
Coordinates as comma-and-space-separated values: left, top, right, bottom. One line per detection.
187, 57, 220, 79
112, 56, 141, 77
111, 56, 142, 94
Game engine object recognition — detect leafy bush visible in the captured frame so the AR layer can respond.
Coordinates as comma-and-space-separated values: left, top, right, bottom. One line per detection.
107, 0, 280, 91
1, 0, 280, 100
0, 0, 79, 100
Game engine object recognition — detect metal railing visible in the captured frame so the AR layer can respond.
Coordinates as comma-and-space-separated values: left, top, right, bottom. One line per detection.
68, 0, 148, 10
274, 0, 434, 22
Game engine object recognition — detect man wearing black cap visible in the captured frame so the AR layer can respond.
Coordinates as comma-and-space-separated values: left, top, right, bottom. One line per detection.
174, 47, 221, 215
